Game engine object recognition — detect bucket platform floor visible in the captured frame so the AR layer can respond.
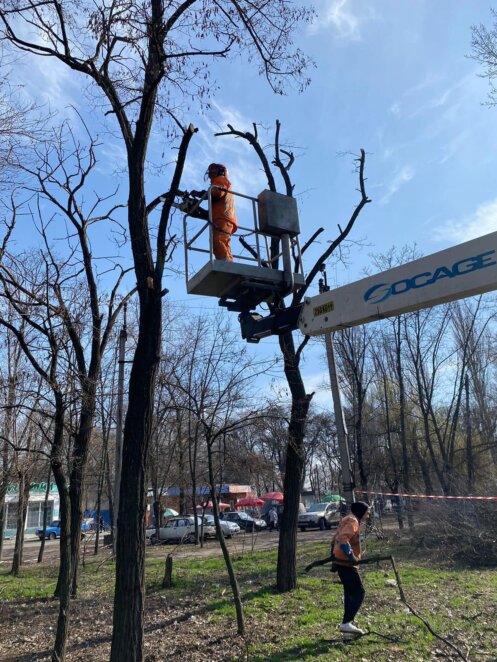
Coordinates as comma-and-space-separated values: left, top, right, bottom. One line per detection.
187, 260, 305, 310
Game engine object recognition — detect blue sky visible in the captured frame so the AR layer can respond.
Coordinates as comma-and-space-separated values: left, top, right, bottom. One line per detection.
9, 0, 497, 408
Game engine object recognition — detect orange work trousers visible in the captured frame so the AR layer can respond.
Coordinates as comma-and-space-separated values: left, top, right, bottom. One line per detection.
213, 219, 235, 261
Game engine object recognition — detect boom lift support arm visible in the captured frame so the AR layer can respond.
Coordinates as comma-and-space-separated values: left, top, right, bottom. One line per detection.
240, 229, 497, 342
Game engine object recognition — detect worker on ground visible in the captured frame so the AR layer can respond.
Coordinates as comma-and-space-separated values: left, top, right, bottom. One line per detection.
330, 501, 370, 636
190, 163, 237, 261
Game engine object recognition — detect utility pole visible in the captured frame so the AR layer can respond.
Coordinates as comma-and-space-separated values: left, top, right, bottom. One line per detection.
113, 305, 127, 554
319, 269, 355, 508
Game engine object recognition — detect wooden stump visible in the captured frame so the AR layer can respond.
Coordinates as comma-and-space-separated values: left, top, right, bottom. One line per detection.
162, 554, 173, 588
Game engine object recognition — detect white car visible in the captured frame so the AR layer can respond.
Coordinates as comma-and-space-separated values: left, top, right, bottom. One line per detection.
146, 516, 215, 544
202, 514, 240, 538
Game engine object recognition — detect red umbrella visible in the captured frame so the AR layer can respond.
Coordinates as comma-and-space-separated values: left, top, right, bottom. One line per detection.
196, 501, 231, 511
262, 491, 284, 502
235, 496, 265, 508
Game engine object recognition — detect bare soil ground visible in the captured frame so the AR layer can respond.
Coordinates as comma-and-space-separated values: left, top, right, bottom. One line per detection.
1, 522, 495, 662
0, 529, 318, 662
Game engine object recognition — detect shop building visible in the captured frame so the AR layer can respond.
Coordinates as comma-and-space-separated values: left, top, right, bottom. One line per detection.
3, 483, 60, 538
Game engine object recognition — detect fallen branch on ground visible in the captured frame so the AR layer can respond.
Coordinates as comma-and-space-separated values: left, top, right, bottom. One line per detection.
304, 555, 469, 661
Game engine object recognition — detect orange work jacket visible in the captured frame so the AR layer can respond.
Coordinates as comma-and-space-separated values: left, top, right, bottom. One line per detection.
210, 175, 237, 231
331, 514, 361, 566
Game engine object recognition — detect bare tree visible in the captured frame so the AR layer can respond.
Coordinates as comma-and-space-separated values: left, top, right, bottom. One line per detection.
216, 120, 370, 591
18, 125, 135, 599
0, 326, 21, 559
0, 175, 129, 661
335, 325, 374, 495
0, 51, 48, 189
0, 249, 73, 661
0, 3, 316, 656
471, 10, 497, 106
167, 313, 273, 635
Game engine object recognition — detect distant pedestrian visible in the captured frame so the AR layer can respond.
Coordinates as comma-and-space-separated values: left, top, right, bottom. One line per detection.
268, 506, 278, 531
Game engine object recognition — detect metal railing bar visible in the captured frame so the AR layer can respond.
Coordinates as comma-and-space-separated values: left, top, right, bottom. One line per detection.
186, 221, 210, 246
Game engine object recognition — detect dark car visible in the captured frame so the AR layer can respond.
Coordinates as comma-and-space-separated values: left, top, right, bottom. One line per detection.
222, 511, 266, 532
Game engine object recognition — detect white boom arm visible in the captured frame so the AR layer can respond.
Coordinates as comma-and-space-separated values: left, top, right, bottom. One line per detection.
298, 231, 497, 336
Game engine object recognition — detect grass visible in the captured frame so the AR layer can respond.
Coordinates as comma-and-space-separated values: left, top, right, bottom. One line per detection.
1, 538, 496, 661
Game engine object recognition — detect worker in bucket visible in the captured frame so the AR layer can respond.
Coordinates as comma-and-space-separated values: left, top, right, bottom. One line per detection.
190, 163, 237, 261
330, 501, 371, 636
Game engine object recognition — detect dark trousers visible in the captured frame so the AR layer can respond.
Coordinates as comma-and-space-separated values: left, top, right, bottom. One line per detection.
335, 565, 365, 624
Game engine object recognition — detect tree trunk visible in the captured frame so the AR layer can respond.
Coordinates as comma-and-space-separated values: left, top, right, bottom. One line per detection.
395, 319, 414, 529
94, 450, 105, 556
411, 430, 434, 495
276, 331, 311, 593
0, 485, 7, 561
0, 376, 16, 560
179, 438, 186, 516
69, 376, 99, 596
51, 398, 72, 662
38, 467, 52, 563
11, 472, 30, 576
110, 292, 161, 662
162, 554, 173, 588
465, 374, 474, 493
355, 383, 368, 493
207, 436, 245, 635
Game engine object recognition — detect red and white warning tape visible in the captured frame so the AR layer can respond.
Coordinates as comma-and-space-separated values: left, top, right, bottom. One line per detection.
356, 490, 497, 501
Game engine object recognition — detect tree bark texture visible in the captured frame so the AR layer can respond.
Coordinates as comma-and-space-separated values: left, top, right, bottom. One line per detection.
162, 555, 173, 588
10, 472, 30, 576
51, 399, 72, 662
207, 436, 245, 635
38, 467, 52, 563
276, 331, 311, 592
110, 291, 162, 662
0, 487, 7, 561
395, 319, 414, 528
69, 376, 99, 596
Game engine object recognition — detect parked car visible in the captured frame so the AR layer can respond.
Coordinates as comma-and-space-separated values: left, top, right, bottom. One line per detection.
201, 514, 240, 538
37, 519, 89, 540
146, 516, 215, 544
222, 511, 266, 532
298, 502, 343, 531
37, 520, 61, 540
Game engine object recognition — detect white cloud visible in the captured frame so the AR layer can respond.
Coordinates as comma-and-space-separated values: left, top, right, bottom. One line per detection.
433, 198, 497, 243
378, 165, 415, 205
8, 18, 81, 118
182, 103, 270, 204
309, 0, 363, 40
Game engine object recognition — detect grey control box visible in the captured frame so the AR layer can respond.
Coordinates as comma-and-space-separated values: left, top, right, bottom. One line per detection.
257, 190, 300, 237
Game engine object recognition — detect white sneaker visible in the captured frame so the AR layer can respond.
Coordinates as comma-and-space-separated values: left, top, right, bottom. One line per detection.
339, 622, 365, 635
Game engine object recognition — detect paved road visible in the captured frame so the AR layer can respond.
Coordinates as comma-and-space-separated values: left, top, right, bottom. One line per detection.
0, 527, 332, 565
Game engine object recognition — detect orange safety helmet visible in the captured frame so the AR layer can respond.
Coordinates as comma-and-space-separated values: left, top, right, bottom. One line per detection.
206, 163, 228, 179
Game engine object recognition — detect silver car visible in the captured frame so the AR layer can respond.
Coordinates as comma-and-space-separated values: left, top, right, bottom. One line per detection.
202, 514, 240, 538
298, 502, 342, 531
146, 516, 215, 544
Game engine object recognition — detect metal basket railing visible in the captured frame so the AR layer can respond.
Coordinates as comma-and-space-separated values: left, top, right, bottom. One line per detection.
183, 186, 304, 281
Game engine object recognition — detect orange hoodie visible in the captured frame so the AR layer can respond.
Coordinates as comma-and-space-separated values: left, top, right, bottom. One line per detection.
331, 514, 361, 566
